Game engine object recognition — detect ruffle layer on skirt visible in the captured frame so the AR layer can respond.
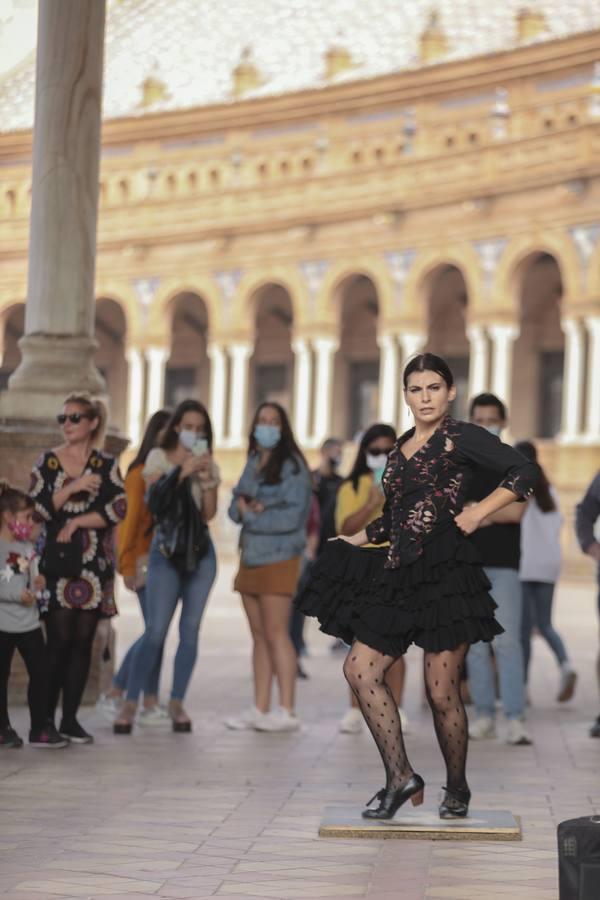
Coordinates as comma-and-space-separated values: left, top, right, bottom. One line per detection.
295, 524, 504, 655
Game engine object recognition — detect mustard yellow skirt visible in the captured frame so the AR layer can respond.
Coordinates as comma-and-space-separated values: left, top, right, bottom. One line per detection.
234, 556, 302, 596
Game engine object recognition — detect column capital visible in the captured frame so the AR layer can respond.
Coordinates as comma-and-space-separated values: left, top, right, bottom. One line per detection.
488, 322, 519, 340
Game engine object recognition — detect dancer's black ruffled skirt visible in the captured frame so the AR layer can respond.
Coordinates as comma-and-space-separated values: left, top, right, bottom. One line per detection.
295, 524, 504, 656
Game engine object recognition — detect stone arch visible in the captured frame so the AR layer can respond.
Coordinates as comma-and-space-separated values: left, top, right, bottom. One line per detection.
151, 276, 222, 335
318, 258, 394, 325
233, 268, 308, 330
492, 233, 579, 312
248, 282, 295, 415
164, 291, 211, 408
402, 246, 482, 323
94, 296, 128, 432
508, 251, 565, 439
0, 301, 25, 390
329, 272, 381, 439
95, 280, 142, 342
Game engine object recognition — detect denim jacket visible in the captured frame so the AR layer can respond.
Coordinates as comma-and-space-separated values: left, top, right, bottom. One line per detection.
228, 454, 312, 566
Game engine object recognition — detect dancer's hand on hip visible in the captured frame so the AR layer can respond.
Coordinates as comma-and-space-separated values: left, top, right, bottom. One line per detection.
454, 506, 483, 535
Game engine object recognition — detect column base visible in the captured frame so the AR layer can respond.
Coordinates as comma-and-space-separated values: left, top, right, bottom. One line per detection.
0, 334, 105, 419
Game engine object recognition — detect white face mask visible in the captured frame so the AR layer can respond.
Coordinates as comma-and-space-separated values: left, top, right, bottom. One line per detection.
366, 452, 388, 472
179, 429, 198, 451
483, 424, 502, 437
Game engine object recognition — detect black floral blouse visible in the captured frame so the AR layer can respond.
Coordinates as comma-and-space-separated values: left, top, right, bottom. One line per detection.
365, 415, 538, 568
30, 449, 127, 616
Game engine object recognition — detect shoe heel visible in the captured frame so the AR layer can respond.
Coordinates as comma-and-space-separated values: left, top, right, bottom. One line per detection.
411, 789, 424, 807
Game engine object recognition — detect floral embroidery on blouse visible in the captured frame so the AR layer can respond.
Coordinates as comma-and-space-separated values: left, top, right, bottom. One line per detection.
29, 449, 127, 616
365, 416, 538, 569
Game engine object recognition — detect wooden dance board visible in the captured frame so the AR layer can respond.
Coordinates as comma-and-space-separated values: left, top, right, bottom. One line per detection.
319, 806, 521, 841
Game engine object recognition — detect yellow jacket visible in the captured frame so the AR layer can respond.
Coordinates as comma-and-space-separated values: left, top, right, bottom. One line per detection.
117, 464, 153, 577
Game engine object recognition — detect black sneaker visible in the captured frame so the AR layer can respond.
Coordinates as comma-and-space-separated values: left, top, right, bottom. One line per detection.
29, 723, 69, 749
0, 726, 23, 748
59, 719, 94, 744
590, 716, 600, 738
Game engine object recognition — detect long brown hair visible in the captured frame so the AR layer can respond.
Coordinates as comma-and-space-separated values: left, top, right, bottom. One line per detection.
248, 402, 307, 485
160, 400, 213, 452
514, 441, 556, 513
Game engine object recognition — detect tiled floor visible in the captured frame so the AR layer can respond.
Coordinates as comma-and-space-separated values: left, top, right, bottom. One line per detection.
2, 559, 599, 900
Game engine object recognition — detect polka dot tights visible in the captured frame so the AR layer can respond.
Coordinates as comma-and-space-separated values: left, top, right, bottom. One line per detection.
344, 640, 470, 794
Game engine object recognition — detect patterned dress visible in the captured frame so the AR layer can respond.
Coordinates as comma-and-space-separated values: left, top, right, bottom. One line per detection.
296, 416, 539, 656
30, 450, 127, 617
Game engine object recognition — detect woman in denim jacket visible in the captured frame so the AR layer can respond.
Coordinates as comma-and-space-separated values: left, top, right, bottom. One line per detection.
226, 402, 312, 733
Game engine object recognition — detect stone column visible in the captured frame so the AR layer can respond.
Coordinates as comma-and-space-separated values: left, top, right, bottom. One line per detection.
489, 323, 518, 405
467, 324, 489, 399
125, 346, 144, 447
0, 0, 107, 418
207, 342, 227, 446
292, 337, 312, 446
145, 345, 168, 422
227, 342, 252, 448
560, 317, 585, 442
377, 332, 399, 425
312, 337, 338, 446
398, 331, 426, 432
584, 315, 600, 442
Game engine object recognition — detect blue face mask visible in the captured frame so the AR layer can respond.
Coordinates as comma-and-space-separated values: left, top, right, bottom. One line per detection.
254, 424, 281, 449
483, 424, 502, 437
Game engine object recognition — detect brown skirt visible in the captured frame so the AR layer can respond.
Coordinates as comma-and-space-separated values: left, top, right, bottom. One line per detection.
234, 556, 302, 596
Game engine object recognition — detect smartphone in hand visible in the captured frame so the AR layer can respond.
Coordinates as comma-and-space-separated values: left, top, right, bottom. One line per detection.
192, 438, 208, 456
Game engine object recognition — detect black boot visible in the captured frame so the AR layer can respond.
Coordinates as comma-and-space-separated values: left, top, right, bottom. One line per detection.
362, 774, 425, 820
439, 785, 470, 819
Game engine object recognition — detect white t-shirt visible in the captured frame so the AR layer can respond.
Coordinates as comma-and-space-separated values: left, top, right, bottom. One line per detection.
519, 487, 562, 584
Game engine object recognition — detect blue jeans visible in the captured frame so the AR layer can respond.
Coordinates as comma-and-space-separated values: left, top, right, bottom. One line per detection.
521, 581, 568, 679
467, 567, 525, 721
113, 587, 162, 698
126, 538, 217, 702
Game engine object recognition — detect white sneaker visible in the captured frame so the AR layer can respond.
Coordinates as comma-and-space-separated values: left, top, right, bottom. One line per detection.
339, 708, 363, 734
398, 707, 410, 734
95, 693, 121, 724
506, 719, 532, 746
224, 706, 270, 731
254, 707, 300, 733
557, 669, 577, 703
468, 716, 496, 740
137, 705, 170, 728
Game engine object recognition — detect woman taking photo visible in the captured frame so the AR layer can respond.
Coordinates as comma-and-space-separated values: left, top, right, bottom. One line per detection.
515, 440, 577, 702
297, 354, 538, 819
334, 424, 409, 736
30, 392, 126, 744
114, 400, 219, 734
96, 409, 171, 724
226, 402, 312, 733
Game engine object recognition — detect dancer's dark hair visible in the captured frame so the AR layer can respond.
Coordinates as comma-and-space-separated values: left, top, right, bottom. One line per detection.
403, 353, 454, 390
248, 402, 308, 485
346, 423, 397, 492
514, 440, 556, 512
469, 392, 507, 422
160, 400, 213, 452
128, 409, 172, 474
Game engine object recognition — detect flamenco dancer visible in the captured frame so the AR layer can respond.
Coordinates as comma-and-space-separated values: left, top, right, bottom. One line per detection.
297, 354, 538, 821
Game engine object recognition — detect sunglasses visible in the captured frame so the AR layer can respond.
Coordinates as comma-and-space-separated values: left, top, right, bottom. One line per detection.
57, 413, 92, 425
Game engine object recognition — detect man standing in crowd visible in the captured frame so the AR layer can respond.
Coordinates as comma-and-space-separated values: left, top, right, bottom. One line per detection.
575, 470, 600, 738
466, 393, 532, 746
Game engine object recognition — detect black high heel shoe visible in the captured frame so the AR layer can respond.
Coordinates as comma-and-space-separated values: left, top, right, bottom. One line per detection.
439, 785, 471, 819
362, 774, 425, 820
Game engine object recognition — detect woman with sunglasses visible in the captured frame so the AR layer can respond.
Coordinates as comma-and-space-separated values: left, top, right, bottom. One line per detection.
29, 393, 126, 743
334, 424, 409, 736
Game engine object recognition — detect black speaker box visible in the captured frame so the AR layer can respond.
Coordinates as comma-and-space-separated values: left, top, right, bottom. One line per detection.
558, 816, 600, 899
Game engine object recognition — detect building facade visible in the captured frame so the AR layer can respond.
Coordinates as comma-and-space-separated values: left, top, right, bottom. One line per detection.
1, 4, 600, 567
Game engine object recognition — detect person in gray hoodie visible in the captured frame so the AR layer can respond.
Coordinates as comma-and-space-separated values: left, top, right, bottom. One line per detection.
226, 402, 312, 733
575, 470, 600, 737
0, 481, 67, 749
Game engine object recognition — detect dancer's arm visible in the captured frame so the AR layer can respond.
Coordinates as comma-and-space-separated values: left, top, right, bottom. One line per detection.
336, 528, 368, 547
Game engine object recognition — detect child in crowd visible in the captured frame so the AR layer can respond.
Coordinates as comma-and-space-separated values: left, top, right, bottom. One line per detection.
0, 480, 68, 749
